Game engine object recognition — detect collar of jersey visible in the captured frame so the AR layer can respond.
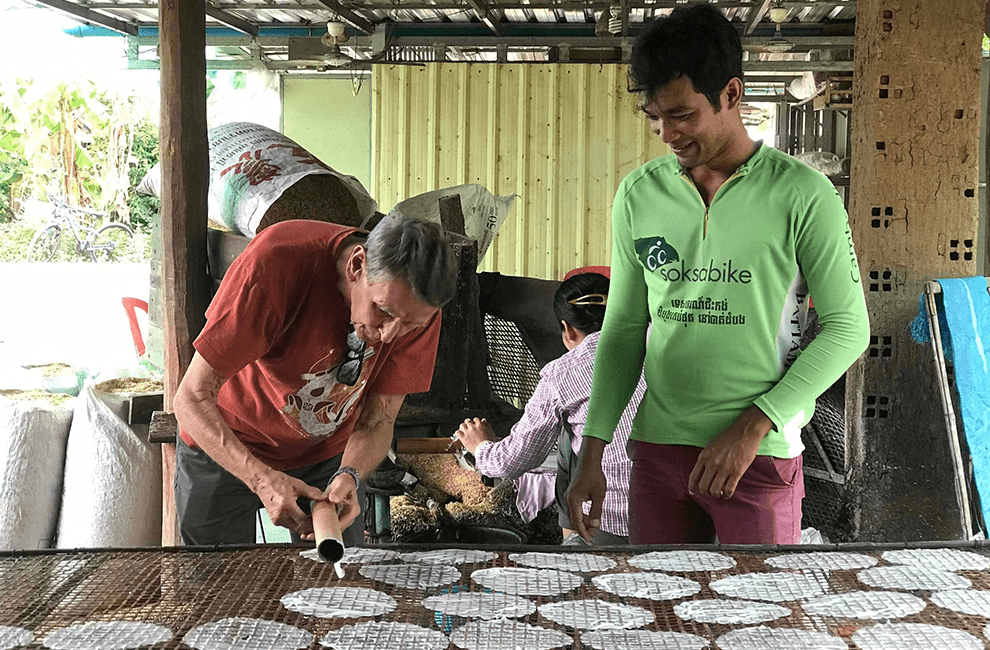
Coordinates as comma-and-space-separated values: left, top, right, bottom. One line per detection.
674, 139, 766, 176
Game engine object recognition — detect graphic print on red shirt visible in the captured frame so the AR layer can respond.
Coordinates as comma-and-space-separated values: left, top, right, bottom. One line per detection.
279, 340, 376, 437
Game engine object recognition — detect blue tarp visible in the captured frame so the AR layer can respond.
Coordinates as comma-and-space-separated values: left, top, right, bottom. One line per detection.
914, 277, 990, 529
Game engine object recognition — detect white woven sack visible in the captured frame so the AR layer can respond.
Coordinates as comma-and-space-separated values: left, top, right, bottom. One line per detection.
388, 183, 516, 262
0, 398, 73, 550
207, 122, 378, 237
56, 385, 162, 547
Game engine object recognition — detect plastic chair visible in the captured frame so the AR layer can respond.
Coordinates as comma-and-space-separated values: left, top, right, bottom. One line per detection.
121, 297, 149, 357
563, 265, 610, 281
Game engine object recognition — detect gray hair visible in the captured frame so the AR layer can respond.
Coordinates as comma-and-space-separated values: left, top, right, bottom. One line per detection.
365, 213, 458, 308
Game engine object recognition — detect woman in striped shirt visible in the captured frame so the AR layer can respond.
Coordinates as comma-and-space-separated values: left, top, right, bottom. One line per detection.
454, 272, 646, 544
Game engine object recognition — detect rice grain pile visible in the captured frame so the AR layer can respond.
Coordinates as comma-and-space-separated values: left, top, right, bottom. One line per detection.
388, 453, 561, 543
404, 453, 491, 510
94, 378, 164, 394
0, 389, 74, 406
36, 363, 74, 378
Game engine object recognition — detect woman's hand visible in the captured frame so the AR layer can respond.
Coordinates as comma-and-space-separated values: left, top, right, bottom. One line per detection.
454, 417, 496, 454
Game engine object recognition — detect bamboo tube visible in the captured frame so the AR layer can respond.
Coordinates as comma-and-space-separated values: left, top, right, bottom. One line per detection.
311, 499, 345, 565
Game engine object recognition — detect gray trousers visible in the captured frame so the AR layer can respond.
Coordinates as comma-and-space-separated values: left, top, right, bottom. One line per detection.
555, 423, 629, 545
175, 436, 365, 546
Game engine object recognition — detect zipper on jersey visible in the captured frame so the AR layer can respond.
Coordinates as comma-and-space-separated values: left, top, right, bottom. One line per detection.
678, 171, 744, 239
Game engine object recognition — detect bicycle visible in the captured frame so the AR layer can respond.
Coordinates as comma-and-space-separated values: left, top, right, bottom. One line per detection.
26, 197, 134, 262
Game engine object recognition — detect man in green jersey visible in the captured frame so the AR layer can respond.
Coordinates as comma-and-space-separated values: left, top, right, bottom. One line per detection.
566, 4, 869, 544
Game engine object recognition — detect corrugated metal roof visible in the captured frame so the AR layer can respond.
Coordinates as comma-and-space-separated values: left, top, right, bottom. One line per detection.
53, 0, 858, 30
35, 0, 856, 71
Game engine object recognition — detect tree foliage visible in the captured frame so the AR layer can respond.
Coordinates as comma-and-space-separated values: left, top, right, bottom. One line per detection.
126, 120, 159, 233
0, 77, 158, 230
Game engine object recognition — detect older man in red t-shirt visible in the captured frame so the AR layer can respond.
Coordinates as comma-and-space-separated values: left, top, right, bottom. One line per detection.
173, 214, 456, 545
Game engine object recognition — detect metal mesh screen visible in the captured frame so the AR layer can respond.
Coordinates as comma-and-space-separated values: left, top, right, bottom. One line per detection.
481, 305, 851, 540
797, 308, 849, 541
483, 314, 541, 406
801, 382, 848, 540
4, 543, 990, 649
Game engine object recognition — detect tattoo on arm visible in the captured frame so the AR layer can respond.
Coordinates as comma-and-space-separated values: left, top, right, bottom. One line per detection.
356, 394, 404, 434
205, 370, 226, 401
184, 353, 228, 405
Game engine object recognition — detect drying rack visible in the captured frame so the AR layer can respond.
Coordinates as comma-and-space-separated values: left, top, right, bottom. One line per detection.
4, 541, 990, 649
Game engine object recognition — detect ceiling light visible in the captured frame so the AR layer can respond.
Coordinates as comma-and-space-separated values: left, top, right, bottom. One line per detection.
327, 21, 347, 38
769, 7, 789, 23
762, 41, 794, 53
323, 52, 351, 67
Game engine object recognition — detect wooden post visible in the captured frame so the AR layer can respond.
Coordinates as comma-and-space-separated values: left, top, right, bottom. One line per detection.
846, 0, 984, 541
159, 0, 211, 546
985, 0, 990, 277
402, 232, 490, 419
438, 194, 467, 237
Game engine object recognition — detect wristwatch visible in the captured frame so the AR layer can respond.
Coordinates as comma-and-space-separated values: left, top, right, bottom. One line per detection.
331, 466, 360, 491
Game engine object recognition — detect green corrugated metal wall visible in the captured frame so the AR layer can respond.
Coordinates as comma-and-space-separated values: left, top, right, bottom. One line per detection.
371, 63, 671, 280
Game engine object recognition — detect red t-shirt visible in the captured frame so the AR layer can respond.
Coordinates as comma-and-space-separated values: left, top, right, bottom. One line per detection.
181, 220, 441, 470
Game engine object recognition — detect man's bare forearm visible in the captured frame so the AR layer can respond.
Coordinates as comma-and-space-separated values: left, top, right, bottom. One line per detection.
173, 354, 279, 494
576, 435, 608, 472
338, 393, 404, 482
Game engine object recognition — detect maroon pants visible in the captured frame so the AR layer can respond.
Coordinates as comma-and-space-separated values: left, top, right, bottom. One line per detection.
628, 441, 804, 545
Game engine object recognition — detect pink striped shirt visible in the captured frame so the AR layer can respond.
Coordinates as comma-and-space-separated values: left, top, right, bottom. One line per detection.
474, 331, 645, 536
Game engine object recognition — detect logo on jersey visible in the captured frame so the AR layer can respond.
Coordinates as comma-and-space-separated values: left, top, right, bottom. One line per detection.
635, 237, 680, 271
637, 235, 753, 284
843, 222, 861, 283
658, 259, 753, 284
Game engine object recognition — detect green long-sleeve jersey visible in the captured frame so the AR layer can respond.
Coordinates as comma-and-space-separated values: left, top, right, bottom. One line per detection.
585, 143, 870, 458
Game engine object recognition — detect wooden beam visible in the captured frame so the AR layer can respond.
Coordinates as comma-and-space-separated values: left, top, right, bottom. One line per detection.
743, 60, 852, 72
467, 0, 503, 36
402, 233, 491, 415
205, 3, 259, 37
32, 0, 138, 35
746, 0, 774, 35
394, 437, 461, 455
312, 0, 374, 34
159, 0, 212, 546
149, 411, 179, 444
